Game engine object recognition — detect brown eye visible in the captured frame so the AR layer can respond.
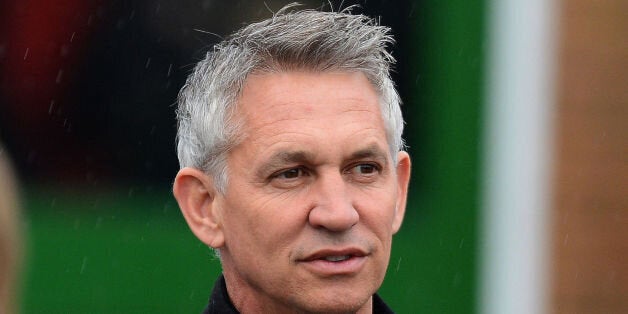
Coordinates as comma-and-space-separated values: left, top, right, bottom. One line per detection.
355, 164, 377, 174
345, 163, 381, 180
275, 168, 306, 180
270, 167, 310, 189
345, 163, 381, 183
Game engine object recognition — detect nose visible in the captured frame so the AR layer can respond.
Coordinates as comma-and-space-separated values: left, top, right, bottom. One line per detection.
308, 171, 359, 232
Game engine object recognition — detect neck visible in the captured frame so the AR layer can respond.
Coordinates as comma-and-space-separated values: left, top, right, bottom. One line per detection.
222, 270, 373, 314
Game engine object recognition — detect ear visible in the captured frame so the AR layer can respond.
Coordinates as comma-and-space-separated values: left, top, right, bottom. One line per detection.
173, 167, 225, 248
392, 151, 411, 234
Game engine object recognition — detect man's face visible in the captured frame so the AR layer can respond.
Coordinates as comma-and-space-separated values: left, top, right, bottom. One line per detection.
215, 71, 410, 312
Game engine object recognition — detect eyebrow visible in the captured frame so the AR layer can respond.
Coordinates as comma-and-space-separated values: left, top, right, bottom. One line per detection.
256, 150, 315, 178
350, 144, 387, 161
348, 144, 389, 166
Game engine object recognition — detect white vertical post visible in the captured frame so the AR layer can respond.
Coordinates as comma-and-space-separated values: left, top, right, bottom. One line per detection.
480, 0, 558, 313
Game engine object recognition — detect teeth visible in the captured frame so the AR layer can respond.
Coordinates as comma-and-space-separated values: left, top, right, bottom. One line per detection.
324, 255, 350, 262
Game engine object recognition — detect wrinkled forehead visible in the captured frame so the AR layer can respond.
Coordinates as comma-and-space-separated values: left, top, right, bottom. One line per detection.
224, 77, 393, 178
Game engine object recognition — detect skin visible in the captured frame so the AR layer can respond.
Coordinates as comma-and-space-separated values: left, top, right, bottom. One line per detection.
174, 71, 411, 313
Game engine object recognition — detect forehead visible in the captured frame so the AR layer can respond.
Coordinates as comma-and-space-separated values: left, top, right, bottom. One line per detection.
226, 70, 390, 165
235, 71, 384, 134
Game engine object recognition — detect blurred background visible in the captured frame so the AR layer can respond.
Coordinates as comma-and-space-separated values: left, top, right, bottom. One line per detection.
0, 0, 625, 313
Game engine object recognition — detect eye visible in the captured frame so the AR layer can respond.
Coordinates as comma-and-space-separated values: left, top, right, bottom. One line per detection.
270, 167, 310, 188
272, 167, 308, 180
354, 164, 378, 174
346, 163, 381, 181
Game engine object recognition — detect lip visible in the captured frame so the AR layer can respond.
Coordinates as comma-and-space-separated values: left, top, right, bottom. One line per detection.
297, 248, 368, 276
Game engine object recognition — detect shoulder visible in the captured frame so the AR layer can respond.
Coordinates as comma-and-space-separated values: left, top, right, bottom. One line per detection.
373, 293, 396, 314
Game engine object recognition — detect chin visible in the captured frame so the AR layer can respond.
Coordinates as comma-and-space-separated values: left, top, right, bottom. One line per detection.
290, 288, 372, 314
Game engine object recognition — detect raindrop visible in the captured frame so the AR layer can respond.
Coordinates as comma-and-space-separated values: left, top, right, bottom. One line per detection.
49, 100, 55, 114
80, 257, 88, 274
70, 31, 76, 42
23, 47, 29, 60
145, 57, 151, 69
129, 10, 135, 20
167, 63, 173, 77
459, 238, 465, 249
56, 69, 64, 84
150, 125, 156, 135
395, 257, 402, 272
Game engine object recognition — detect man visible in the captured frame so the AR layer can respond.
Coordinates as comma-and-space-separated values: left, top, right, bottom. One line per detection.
173, 5, 411, 313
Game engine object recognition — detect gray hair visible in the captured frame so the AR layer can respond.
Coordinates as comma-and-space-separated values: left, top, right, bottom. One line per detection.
176, 5, 404, 193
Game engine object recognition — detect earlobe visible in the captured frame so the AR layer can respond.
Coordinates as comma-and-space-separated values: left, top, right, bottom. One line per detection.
392, 151, 411, 234
173, 167, 225, 248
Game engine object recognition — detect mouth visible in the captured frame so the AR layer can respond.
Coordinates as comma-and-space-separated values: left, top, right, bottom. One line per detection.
322, 255, 352, 262
301, 248, 367, 262
298, 248, 368, 276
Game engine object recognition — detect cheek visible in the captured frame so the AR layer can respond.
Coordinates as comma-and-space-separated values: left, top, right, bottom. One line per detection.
353, 185, 397, 223
222, 191, 308, 254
